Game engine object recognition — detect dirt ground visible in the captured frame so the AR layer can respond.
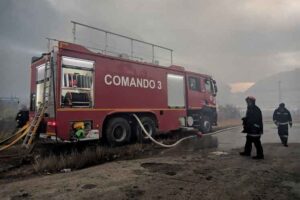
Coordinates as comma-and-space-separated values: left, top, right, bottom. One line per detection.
0, 141, 299, 200
0, 121, 299, 200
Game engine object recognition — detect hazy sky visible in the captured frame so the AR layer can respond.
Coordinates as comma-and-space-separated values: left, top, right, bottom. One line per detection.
1, 0, 300, 101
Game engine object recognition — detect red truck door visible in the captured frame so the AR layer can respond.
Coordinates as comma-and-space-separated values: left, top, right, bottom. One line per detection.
186, 75, 206, 109
203, 78, 216, 107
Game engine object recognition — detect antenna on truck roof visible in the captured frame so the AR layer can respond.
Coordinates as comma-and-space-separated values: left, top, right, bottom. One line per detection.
70, 21, 173, 65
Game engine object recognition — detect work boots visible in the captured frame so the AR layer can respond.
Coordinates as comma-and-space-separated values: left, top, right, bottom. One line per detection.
239, 152, 250, 156
252, 155, 264, 160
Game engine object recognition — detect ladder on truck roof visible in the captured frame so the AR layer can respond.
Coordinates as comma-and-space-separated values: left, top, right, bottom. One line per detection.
22, 55, 52, 149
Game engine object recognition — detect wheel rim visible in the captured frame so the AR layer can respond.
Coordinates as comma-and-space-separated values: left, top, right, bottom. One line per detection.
112, 125, 127, 142
143, 123, 153, 138
203, 121, 211, 132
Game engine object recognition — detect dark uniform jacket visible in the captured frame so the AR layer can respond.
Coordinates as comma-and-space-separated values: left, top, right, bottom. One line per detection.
242, 105, 263, 136
15, 110, 29, 128
273, 108, 292, 126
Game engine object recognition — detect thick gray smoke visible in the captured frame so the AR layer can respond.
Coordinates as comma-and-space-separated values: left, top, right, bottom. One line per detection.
1, 0, 300, 107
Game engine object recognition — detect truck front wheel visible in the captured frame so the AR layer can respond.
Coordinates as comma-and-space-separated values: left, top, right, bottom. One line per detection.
105, 117, 131, 146
200, 116, 212, 133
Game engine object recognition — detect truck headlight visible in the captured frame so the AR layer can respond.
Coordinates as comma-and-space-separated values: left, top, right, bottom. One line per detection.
187, 116, 194, 126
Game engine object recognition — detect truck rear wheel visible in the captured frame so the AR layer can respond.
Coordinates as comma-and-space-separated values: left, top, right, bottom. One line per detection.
200, 116, 212, 133
135, 116, 157, 143
105, 117, 131, 146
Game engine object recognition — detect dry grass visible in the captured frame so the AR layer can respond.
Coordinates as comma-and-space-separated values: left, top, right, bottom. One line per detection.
33, 143, 145, 173
15, 118, 272, 174
33, 131, 202, 173
0, 119, 16, 139
5, 119, 242, 174
0, 131, 14, 141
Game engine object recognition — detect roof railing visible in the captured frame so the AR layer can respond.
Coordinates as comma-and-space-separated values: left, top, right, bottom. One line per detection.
70, 21, 173, 66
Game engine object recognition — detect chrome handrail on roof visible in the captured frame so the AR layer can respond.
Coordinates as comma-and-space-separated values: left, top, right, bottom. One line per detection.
70, 21, 173, 66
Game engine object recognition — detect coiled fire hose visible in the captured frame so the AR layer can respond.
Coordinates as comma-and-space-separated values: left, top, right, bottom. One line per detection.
133, 114, 240, 148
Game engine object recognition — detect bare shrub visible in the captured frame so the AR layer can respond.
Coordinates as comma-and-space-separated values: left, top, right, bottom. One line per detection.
33, 143, 144, 172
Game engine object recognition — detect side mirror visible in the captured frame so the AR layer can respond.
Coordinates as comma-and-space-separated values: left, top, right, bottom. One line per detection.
212, 79, 218, 95
214, 84, 218, 93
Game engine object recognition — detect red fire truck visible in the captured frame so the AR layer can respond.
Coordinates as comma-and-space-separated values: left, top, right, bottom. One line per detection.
29, 22, 217, 146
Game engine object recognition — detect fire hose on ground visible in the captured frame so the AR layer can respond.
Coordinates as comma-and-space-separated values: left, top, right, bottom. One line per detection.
0, 124, 29, 146
0, 115, 240, 153
132, 114, 240, 148
0, 124, 30, 152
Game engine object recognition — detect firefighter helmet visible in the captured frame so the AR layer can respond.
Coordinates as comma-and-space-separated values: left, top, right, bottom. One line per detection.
245, 96, 256, 102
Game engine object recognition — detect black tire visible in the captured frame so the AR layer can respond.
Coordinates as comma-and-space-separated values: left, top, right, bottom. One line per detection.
135, 116, 157, 143
105, 117, 131, 146
200, 116, 212, 133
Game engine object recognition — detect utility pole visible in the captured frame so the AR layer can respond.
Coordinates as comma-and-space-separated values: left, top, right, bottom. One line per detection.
278, 80, 282, 104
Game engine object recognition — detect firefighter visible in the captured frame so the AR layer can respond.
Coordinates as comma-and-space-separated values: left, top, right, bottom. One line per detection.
273, 103, 292, 147
240, 96, 264, 159
15, 105, 29, 128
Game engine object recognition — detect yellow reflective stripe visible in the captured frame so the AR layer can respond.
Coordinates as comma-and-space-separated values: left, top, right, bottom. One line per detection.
278, 122, 289, 125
